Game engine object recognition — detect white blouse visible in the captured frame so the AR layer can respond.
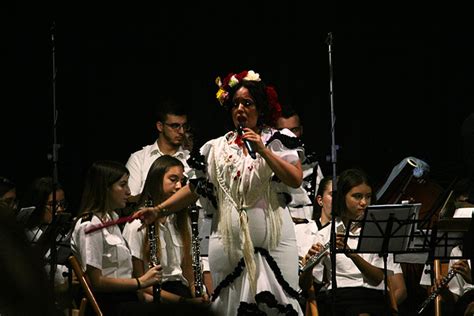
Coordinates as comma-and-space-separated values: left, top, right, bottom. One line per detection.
312, 219, 386, 290
71, 212, 133, 279
448, 246, 473, 297
123, 215, 189, 286
294, 219, 319, 258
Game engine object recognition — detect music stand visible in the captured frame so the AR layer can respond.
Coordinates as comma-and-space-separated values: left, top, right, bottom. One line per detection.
416, 217, 472, 314
32, 212, 72, 263
395, 216, 471, 262
394, 227, 433, 264
345, 203, 422, 296
430, 218, 471, 259
463, 215, 474, 281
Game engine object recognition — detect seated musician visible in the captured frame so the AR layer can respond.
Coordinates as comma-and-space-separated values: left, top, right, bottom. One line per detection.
122, 155, 209, 305
71, 160, 162, 316
300, 168, 395, 316
438, 206, 474, 315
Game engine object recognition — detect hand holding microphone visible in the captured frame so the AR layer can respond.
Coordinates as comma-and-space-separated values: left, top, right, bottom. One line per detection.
237, 124, 257, 159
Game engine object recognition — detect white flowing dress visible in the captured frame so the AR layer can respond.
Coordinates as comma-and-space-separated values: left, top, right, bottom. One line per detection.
202, 128, 303, 316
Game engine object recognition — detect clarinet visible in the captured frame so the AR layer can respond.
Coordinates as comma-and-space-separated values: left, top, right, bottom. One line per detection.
416, 268, 456, 314
189, 204, 205, 297
146, 198, 161, 302
300, 222, 346, 274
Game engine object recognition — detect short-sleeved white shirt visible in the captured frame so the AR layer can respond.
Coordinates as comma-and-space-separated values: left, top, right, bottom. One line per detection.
123, 215, 188, 286
126, 142, 191, 196
448, 246, 473, 297
294, 220, 319, 258
71, 212, 133, 278
446, 207, 474, 296
312, 219, 386, 290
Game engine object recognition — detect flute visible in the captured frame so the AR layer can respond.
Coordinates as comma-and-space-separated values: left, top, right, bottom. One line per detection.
300, 222, 346, 274
416, 268, 456, 314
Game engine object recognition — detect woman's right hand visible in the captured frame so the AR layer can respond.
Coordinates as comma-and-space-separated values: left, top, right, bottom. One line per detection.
140, 265, 163, 288
451, 259, 472, 284
132, 206, 159, 226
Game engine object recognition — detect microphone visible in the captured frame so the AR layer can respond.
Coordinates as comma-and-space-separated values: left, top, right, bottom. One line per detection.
237, 124, 256, 159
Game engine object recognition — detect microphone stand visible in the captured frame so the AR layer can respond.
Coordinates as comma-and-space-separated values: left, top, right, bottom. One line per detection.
48, 21, 60, 293
326, 31, 339, 314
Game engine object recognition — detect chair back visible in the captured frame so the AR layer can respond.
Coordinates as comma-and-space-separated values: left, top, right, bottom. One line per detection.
68, 255, 103, 316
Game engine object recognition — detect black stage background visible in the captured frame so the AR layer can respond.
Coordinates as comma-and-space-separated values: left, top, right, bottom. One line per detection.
5, 3, 473, 214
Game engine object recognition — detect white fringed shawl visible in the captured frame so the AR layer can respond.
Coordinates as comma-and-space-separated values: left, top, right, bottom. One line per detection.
204, 130, 284, 295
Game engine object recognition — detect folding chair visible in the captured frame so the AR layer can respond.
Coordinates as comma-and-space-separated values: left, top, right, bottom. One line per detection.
68, 255, 103, 316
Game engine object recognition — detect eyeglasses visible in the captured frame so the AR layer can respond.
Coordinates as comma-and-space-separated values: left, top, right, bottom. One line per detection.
46, 200, 68, 210
164, 122, 191, 132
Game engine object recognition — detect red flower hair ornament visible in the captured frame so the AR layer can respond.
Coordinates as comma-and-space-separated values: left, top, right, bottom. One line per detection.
264, 85, 282, 124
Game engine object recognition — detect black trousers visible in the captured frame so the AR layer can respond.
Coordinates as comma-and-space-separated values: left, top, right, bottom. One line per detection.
117, 281, 213, 316
161, 280, 193, 298
317, 287, 392, 316
87, 281, 201, 316
87, 292, 138, 316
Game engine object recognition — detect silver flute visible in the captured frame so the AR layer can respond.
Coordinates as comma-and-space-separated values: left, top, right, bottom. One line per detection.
146, 198, 161, 302
189, 204, 205, 297
300, 222, 346, 274
417, 268, 456, 314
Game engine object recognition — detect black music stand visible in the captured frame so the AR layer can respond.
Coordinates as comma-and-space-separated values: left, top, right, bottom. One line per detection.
32, 212, 72, 264
416, 217, 472, 314
394, 214, 472, 311
344, 203, 422, 296
463, 215, 474, 281
395, 216, 471, 263
430, 218, 471, 259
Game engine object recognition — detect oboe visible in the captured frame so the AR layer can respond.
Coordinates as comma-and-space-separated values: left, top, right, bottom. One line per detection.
300, 222, 345, 274
146, 198, 161, 302
416, 268, 456, 314
189, 204, 205, 297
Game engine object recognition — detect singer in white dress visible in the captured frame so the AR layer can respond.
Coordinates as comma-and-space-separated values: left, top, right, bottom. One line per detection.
134, 70, 304, 315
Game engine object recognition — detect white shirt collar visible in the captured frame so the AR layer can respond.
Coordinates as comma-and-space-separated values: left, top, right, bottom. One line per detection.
150, 141, 187, 159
